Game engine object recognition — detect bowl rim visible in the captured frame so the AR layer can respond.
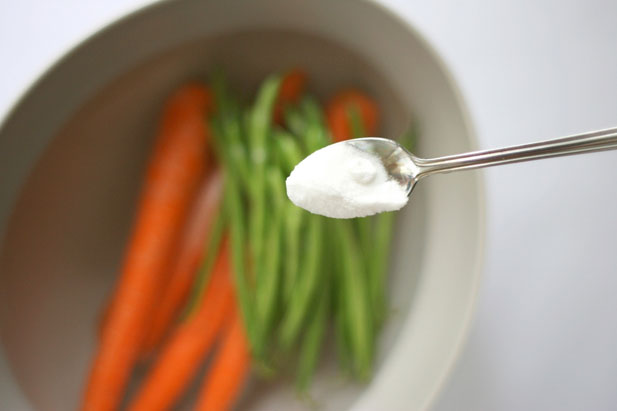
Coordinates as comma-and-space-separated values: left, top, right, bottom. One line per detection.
0, 0, 486, 409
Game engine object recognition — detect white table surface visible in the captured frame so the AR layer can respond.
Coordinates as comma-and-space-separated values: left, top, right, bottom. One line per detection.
2, 1, 617, 410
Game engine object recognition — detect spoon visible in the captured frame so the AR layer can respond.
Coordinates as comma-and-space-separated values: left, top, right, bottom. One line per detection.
347, 126, 617, 196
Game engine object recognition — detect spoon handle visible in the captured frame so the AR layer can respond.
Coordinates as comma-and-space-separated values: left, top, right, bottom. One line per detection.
414, 126, 617, 178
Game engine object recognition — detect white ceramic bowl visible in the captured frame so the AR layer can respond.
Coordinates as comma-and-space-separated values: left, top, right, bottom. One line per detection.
0, 1, 484, 410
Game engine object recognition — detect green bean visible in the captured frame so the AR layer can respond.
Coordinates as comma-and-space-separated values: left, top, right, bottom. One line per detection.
283, 105, 308, 139
300, 97, 330, 151
248, 75, 281, 159
368, 211, 394, 327
225, 115, 252, 190
253, 167, 285, 357
271, 131, 306, 303
355, 217, 373, 272
336, 219, 374, 380
279, 214, 323, 349
209, 74, 252, 189
242, 76, 281, 359
281, 205, 303, 304
300, 96, 324, 126
225, 175, 257, 350
326, 220, 352, 375
334, 303, 352, 374
296, 281, 329, 391
273, 129, 304, 174
283, 99, 329, 153
247, 77, 281, 273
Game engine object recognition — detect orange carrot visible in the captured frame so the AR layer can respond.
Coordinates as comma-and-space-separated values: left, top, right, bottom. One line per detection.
128, 239, 234, 411
325, 89, 379, 142
274, 68, 308, 123
140, 169, 224, 357
82, 84, 212, 411
194, 309, 250, 411
96, 295, 112, 340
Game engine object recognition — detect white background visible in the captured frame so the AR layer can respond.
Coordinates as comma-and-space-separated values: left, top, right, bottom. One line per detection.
1, 0, 617, 410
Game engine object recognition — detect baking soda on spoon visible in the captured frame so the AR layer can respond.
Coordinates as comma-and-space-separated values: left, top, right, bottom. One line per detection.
285, 142, 409, 218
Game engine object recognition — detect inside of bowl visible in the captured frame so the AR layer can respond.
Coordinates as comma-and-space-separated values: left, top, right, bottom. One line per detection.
0, 1, 482, 410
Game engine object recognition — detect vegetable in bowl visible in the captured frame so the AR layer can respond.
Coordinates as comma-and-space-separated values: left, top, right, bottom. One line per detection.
83, 68, 415, 410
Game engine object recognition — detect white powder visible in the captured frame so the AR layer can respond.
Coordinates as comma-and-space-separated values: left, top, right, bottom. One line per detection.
285, 142, 409, 219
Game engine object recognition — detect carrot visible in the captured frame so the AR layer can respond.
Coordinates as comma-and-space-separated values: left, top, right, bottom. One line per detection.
273, 69, 307, 123
325, 89, 379, 142
140, 169, 224, 357
95, 295, 112, 340
81, 84, 212, 411
194, 309, 250, 411
128, 239, 234, 411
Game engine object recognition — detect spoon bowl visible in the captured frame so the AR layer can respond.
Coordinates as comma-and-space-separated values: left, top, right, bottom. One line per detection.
345, 137, 418, 196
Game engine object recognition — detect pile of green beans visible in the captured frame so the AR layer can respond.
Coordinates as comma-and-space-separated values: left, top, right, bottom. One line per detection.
202, 71, 415, 390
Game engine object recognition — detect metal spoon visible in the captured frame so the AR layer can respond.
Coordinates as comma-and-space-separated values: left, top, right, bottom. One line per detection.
346, 126, 617, 196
